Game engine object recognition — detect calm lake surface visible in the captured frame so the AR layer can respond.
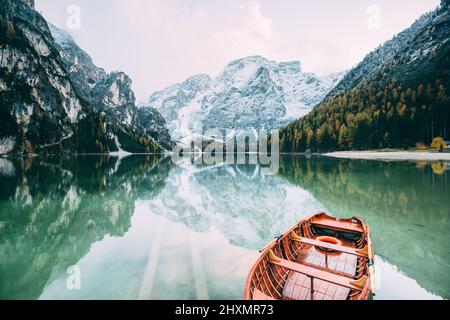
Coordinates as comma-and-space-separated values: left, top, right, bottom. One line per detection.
0, 155, 448, 300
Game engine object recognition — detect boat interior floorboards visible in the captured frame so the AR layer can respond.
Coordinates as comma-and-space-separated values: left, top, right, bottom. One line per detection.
282, 241, 358, 300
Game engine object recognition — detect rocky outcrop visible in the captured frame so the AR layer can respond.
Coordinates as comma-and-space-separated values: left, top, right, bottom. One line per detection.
0, 0, 86, 153
135, 106, 172, 150
48, 23, 106, 102
0, 0, 171, 155
92, 72, 172, 152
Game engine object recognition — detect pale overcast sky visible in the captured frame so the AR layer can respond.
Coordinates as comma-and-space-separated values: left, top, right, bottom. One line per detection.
35, 0, 440, 102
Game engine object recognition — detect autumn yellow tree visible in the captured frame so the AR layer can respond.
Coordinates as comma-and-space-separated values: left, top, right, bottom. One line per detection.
431, 137, 445, 151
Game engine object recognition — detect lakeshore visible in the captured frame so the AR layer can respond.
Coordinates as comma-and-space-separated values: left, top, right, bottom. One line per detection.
324, 151, 450, 161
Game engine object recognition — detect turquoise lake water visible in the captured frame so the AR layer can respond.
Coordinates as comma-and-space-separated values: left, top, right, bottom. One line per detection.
0, 155, 448, 300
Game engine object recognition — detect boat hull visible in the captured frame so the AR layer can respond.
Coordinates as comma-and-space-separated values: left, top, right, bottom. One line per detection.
244, 212, 375, 301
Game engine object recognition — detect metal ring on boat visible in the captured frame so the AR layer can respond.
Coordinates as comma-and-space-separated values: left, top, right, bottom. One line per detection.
316, 236, 343, 252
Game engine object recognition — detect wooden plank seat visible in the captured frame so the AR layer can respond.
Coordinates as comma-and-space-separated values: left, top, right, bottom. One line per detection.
311, 218, 363, 234
289, 232, 369, 258
268, 251, 367, 292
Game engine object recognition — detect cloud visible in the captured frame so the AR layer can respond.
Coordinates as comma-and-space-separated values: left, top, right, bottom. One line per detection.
113, 0, 275, 100
243, 1, 273, 39
119, 0, 164, 29
119, 0, 273, 57
213, 1, 273, 56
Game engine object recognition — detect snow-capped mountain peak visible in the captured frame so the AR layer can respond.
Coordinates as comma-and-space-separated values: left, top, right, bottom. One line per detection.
148, 56, 346, 140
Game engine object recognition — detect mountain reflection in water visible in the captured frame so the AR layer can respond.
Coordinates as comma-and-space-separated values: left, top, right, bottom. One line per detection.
0, 155, 448, 300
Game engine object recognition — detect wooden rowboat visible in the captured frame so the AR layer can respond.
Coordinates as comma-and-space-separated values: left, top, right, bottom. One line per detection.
244, 212, 375, 300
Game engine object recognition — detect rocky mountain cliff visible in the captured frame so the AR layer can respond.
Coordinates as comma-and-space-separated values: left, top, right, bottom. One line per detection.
48, 23, 106, 102
279, 1, 450, 152
148, 56, 346, 141
0, 0, 171, 155
329, 1, 450, 98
